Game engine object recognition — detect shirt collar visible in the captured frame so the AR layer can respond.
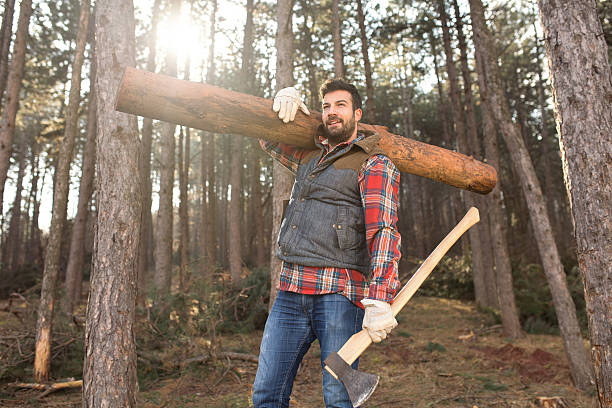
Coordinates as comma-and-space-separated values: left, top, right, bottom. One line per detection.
317, 132, 366, 153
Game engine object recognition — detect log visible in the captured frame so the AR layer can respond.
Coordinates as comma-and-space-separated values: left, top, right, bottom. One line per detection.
115, 67, 497, 194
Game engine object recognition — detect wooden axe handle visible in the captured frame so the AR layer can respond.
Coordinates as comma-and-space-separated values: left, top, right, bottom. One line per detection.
325, 207, 480, 379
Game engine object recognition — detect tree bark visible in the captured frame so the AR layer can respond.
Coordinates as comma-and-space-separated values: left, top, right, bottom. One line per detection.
469, 0, 593, 390
5, 134, 26, 273
473, 43, 523, 339
178, 51, 191, 290
115, 67, 498, 195
63, 42, 97, 315
538, 0, 612, 402
178, 127, 189, 290
438, 0, 488, 308
270, 0, 296, 307
34, 0, 90, 382
137, 0, 161, 303
28, 141, 42, 267
0, 0, 31, 218
0, 0, 15, 106
332, 0, 344, 77
83, 0, 140, 405
355, 0, 375, 121
452, 0, 497, 308
154, 0, 181, 295
229, 137, 243, 285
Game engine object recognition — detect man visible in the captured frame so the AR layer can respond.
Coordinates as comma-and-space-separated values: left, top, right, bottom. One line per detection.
252, 79, 401, 408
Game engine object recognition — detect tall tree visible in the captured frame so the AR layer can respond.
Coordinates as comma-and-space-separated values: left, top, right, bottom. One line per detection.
83, 0, 140, 405
63, 43, 97, 314
4, 133, 26, 272
154, 0, 182, 294
137, 0, 161, 301
452, 0, 497, 309
538, 0, 612, 403
0, 0, 32, 218
0, 0, 15, 105
228, 0, 256, 285
355, 0, 375, 121
34, 0, 90, 382
472, 31, 523, 339
270, 0, 296, 306
178, 50, 192, 290
201, 0, 218, 277
469, 0, 593, 390
437, 0, 488, 308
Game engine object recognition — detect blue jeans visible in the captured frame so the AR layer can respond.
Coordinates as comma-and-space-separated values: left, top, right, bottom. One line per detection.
252, 291, 364, 408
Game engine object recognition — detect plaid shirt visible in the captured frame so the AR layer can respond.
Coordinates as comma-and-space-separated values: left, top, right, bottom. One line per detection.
261, 133, 401, 306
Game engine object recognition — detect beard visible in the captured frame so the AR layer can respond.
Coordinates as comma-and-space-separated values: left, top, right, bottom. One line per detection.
323, 114, 357, 145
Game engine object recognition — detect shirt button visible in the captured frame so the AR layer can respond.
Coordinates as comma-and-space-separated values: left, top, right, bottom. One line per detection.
332, 224, 336, 228
310, 174, 315, 178
283, 252, 287, 256
300, 198, 305, 202
291, 225, 296, 229
337, 225, 342, 229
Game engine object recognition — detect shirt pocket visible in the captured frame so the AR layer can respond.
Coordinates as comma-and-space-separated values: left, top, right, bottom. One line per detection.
335, 206, 365, 250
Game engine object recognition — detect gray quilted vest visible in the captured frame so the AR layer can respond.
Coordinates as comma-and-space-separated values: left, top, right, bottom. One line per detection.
277, 128, 387, 275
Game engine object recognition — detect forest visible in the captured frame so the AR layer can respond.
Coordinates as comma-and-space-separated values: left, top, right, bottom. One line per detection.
0, 0, 610, 406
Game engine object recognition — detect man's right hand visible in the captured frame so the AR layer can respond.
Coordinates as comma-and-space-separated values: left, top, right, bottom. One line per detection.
273, 86, 310, 123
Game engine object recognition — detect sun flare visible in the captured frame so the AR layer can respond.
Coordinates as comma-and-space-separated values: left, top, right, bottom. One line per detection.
155, 4, 206, 79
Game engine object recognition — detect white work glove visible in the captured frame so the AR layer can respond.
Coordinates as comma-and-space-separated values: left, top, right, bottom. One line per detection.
361, 299, 398, 343
273, 86, 310, 123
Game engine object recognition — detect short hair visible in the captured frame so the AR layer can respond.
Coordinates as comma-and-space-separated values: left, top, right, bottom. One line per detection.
319, 78, 362, 112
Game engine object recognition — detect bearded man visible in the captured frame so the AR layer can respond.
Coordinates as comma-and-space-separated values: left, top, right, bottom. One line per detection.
252, 79, 402, 408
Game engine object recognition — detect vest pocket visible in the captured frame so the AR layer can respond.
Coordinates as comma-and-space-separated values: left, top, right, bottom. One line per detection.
336, 206, 365, 250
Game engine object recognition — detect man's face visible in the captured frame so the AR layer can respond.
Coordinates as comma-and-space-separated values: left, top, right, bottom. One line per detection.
322, 90, 362, 146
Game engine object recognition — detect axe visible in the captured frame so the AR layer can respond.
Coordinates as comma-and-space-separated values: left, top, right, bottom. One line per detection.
324, 207, 480, 407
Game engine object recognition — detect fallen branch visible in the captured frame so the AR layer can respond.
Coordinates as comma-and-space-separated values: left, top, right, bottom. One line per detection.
181, 351, 259, 367
8, 379, 82, 398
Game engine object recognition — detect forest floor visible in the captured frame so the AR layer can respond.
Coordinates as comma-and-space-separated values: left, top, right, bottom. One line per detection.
0, 296, 597, 408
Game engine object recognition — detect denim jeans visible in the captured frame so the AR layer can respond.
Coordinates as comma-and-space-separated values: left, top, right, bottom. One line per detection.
252, 290, 364, 408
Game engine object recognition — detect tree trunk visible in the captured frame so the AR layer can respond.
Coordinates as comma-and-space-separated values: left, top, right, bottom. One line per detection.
116, 68, 498, 195
200, 0, 217, 277
270, 0, 296, 307
469, 0, 593, 390
63, 43, 97, 315
538, 0, 612, 402
474, 43, 523, 339
250, 144, 265, 266
332, 0, 344, 77
228, 137, 242, 285
178, 126, 189, 290
452, 0, 497, 308
34, 0, 90, 382
355, 0, 374, 121
137, 0, 161, 303
83, 0, 140, 405
5, 134, 26, 273
438, 0, 488, 308
28, 142, 42, 267
0, 0, 15, 106
0, 0, 31, 218
154, 0, 181, 295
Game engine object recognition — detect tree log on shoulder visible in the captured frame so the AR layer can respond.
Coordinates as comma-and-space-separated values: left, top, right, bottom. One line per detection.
115, 67, 497, 194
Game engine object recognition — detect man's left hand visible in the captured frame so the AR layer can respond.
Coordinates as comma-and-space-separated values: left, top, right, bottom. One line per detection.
361, 299, 397, 343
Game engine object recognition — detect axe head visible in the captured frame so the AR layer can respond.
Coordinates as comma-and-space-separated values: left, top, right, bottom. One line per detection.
324, 352, 379, 407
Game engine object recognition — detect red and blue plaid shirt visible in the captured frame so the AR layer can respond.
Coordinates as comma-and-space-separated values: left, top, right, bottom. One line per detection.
261, 133, 401, 306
